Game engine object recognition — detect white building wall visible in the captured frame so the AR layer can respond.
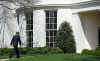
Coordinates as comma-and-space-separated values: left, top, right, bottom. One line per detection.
79, 12, 100, 49
33, 9, 46, 47
0, 0, 99, 53
35, 0, 91, 5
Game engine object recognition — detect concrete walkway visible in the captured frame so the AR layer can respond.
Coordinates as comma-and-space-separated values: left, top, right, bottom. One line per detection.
0, 59, 8, 61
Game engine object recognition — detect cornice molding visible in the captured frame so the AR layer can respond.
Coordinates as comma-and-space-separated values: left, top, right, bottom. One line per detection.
33, 0, 100, 8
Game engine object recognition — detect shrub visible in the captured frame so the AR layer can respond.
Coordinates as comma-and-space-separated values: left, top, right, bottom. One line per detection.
19, 47, 28, 55
81, 49, 100, 56
56, 21, 76, 53
96, 46, 100, 51
0, 47, 63, 56
81, 49, 89, 55
94, 50, 100, 56
0, 48, 12, 55
47, 47, 63, 54
26, 47, 63, 54
85, 50, 95, 55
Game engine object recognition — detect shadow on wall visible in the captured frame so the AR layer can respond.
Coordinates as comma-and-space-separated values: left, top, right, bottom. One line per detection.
79, 10, 100, 50
0, 0, 40, 3
0, 0, 41, 7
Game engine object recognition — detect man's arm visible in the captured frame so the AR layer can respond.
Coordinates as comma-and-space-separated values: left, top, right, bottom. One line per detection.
18, 36, 21, 46
10, 36, 14, 45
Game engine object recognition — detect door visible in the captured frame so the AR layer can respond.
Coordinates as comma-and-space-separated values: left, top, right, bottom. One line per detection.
98, 29, 100, 46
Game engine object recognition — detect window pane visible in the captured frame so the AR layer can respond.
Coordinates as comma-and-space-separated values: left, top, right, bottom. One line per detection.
46, 31, 49, 36
50, 37, 53, 42
46, 37, 49, 42
27, 31, 33, 36
26, 25, 29, 30
54, 24, 57, 29
26, 20, 30, 24
46, 24, 49, 29
50, 42, 54, 47
54, 31, 57, 36
29, 20, 33, 24
54, 18, 57, 23
26, 25, 33, 30
49, 11, 54, 17
46, 18, 49, 23
46, 11, 49, 17
54, 11, 57, 17
50, 24, 53, 29
50, 31, 53, 36
46, 43, 49, 46
54, 36, 56, 41
49, 18, 54, 23
30, 25, 33, 30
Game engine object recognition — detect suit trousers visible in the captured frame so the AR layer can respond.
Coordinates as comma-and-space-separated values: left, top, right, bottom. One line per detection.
9, 47, 20, 58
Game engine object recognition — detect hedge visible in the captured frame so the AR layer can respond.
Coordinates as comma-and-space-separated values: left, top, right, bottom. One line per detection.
81, 47, 100, 56
96, 46, 100, 51
0, 47, 63, 56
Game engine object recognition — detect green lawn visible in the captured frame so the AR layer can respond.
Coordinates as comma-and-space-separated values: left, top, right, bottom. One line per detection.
0, 55, 8, 59
7, 54, 100, 61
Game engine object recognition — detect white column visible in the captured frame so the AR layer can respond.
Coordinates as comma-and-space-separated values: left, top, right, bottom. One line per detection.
72, 13, 91, 53
57, 9, 91, 53
33, 9, 46, 47
18, 13, 27, 47
0, 7, 15, 48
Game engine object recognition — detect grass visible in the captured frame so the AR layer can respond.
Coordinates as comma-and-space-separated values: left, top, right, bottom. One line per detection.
0, 55, 8, 59
7, 54, 100, 61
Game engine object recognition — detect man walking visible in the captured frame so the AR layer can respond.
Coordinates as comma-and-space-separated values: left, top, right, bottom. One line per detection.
9, 32, 21, 58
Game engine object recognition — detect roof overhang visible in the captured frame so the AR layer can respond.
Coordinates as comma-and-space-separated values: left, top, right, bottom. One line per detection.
32, 0, 100, 8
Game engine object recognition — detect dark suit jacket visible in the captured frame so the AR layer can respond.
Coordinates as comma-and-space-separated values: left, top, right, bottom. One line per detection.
10, 35, 21, 47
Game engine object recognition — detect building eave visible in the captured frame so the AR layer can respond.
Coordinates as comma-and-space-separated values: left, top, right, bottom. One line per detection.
32, 0, 100, 8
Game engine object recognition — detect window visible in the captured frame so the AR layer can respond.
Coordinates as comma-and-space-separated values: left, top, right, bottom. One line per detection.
25, 13, 33, 47
46, 11, 57, 47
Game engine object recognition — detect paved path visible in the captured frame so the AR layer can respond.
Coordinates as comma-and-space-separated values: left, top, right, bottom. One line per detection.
0, 59, 8, 61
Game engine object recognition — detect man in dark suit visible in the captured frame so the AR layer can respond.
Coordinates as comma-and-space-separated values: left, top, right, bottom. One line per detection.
9, 32, 21, 58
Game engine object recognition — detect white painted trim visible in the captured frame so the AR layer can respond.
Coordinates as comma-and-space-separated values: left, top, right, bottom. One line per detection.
33, 0, 100, 8
72, 6, 100, 13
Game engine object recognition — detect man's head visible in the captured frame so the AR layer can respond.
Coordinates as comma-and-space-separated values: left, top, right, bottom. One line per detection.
16, 32, 19, 35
